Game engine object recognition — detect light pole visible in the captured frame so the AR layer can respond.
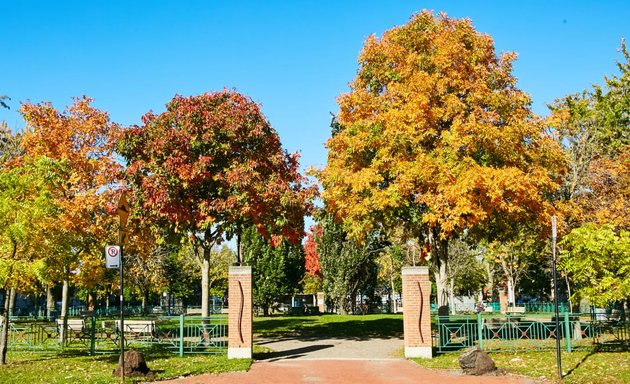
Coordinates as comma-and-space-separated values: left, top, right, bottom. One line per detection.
551, 215, 562, 380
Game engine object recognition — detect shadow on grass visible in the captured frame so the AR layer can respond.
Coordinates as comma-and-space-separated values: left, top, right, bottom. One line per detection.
254, 315, 403, 340
564, 342, 630, 379
8, 344, 182, 365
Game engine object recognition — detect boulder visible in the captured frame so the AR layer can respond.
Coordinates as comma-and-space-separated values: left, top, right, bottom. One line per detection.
113, 349, 153, 378
458, 347, 497, 375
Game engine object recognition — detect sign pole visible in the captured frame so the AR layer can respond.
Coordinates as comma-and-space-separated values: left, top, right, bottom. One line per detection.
116, 192, 130, 383
551, 215, 562, 380
119, 242, 124, 383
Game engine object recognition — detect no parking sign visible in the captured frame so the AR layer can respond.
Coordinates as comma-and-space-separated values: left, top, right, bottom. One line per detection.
105, 245, 120, 269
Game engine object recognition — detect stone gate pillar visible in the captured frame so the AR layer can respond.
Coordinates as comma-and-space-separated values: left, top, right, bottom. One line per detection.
402, 266, 432, 358
228, 266, 252, 359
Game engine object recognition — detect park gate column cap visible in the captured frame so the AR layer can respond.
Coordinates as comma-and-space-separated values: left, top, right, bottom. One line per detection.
402, 266, 429, 275
229, 266, 252, 275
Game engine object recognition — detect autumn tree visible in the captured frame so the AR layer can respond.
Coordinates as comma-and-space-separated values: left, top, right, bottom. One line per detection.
123, 226, 169, 313
117, 91, 313, 317
20, 97, 122, 336
242, 225, 304, 316
550, 42, 630, 308
0, 156, 65, 364
319, 11, 564, 307
0, 121, 22, 163
302, 225, 323, 294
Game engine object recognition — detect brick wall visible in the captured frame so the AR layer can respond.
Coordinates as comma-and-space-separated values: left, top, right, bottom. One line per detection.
402, 266, 432, 358
228, 266, 252, 359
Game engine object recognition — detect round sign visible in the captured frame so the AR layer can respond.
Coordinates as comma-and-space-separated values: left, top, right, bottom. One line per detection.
107, 246, 119, 258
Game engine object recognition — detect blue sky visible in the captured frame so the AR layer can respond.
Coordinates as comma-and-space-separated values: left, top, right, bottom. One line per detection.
1, 1, 629, 173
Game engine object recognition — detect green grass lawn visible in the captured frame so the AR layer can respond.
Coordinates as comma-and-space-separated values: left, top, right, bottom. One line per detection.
253, 313, 403, 339
0, 349, 250, 384
414, 349, 630, 384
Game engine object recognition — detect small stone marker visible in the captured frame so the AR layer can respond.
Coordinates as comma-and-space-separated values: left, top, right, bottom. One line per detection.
458, 347, 498, 375
113, 350, 153, 378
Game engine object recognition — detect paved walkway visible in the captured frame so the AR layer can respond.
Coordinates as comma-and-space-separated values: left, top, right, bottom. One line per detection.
254, 336, 404, 361
153, 336, 547, 384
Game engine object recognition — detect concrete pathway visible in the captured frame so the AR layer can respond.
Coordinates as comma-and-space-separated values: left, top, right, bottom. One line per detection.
254, 336, 404, 361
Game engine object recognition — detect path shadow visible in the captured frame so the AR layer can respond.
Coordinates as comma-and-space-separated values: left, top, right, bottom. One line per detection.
255, 344, 334, 362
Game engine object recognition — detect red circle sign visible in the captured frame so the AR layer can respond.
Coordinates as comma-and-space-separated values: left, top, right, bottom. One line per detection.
107, 246, 119, 258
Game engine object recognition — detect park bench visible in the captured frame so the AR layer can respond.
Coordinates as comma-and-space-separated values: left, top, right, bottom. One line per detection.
56, 318, 85, 333
506, 306, 526, 315
186, 308, 203, 315
115, 320, 156, 341
56, 318, 87, 342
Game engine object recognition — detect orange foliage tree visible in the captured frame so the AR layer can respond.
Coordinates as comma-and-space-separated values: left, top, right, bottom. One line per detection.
19, 97, 122, 329
318, 11, 565, 306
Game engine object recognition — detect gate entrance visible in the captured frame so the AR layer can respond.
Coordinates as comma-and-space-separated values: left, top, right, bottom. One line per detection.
227, 266, 432, 360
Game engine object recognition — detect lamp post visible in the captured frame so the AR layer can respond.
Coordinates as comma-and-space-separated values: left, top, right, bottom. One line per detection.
551, 215, 562, 379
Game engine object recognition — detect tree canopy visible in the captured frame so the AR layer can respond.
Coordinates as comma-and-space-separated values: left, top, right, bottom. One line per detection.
117, 90, 314, 316
318, 11, 565, 306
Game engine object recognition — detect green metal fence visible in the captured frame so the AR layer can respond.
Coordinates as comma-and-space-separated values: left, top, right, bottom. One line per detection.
2, 314, 227, 356
433, 312, 628, 354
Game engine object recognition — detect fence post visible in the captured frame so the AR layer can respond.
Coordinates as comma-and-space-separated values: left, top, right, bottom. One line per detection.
477, 312, 483, 350
90, 316, 96, 355
179, 314, 185, 357
564, 311, 572, 353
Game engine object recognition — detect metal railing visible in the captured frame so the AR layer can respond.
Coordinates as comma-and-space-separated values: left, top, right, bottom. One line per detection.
433, 312, 629, 354
1, 314, 228, 356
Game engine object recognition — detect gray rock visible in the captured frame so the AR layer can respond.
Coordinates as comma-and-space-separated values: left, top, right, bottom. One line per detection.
458, 347, 497, 375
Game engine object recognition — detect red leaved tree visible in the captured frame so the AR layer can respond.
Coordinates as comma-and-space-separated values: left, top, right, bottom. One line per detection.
117, 90, 314, 316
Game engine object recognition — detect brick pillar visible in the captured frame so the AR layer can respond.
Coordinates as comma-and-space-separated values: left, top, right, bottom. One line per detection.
316, 292, 325, 313
499, 288, 508, 314
402, 266, 432, 358
228, 266, 252, 359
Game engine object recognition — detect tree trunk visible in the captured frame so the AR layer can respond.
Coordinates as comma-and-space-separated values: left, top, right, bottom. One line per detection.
430, 234, 449, 309
141, 293, 147, 315
565, 275, 574, 312
8, 288, 16, 317
46, 284, 55, 320
0, 289, 11, 364
60, 278, 69, 343
484, 259, 494, 301
201, 258, 210, 317
87, 292, 95, 312
338, 298, 348, 315
507, 276, 515, 306
448, 278, 456, 315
